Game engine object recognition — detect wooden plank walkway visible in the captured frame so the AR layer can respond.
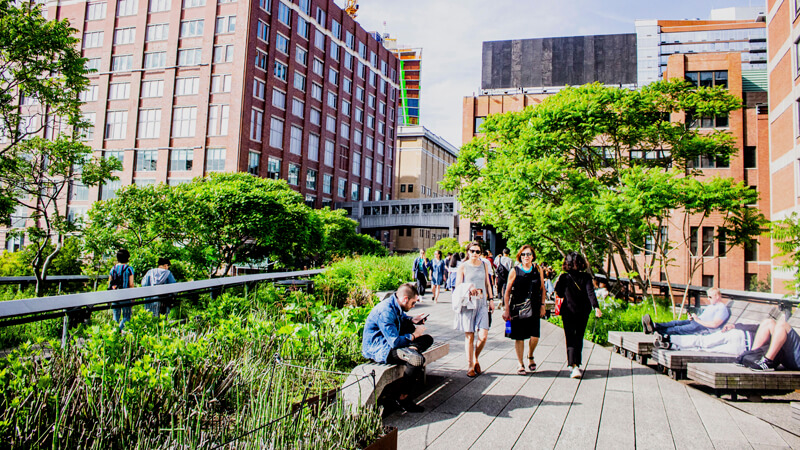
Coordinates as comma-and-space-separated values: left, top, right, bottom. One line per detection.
386, 291, 800, 449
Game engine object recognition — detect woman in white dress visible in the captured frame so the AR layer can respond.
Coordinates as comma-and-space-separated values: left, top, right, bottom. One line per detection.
455, 241, 494, 377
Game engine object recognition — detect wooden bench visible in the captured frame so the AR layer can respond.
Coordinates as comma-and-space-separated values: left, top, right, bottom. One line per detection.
340, 341, 450, 408
651, 303, 783, 379
686, 362, 800, 400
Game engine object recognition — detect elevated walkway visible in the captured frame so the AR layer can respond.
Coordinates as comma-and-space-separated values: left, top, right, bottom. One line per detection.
336, 197, 458, 233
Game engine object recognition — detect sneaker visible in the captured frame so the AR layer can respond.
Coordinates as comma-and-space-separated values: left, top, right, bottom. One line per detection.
642, 314, 655, 335
570, 366, 582, 379
654, 332, 671, 350
395, 347, 425, 367
747, 356, 776, 372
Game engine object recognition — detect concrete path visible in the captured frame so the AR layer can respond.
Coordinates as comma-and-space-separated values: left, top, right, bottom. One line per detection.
386, 290, 800, 449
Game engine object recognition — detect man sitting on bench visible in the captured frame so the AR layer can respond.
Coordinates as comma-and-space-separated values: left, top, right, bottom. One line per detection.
362, 283, 433, 413
741, 316, 800, 371
642, 288, 728, 336
654, 321, 759, 354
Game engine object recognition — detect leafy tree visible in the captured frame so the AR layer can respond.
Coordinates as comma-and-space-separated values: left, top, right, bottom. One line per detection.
316, 207, 387, 261
0, 0, 90, 219
443, 81, 766, 311
426, 237, 464, 257
773, 213, 800, 293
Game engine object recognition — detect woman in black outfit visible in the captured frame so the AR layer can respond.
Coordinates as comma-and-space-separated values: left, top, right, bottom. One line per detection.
502, 245, 547, 375
554, 252, 602, 379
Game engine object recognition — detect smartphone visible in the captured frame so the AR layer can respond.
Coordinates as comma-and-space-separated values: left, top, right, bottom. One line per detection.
420, 313, 430, 323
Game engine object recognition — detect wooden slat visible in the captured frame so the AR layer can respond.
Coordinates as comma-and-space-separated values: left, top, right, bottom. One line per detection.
631, 360, 675, 449
595, 352, 635, 450
654, 369, 714, 449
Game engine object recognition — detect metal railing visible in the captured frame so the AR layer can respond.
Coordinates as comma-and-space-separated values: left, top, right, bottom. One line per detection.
0, 275, 109, 293
0, 269, 323, 345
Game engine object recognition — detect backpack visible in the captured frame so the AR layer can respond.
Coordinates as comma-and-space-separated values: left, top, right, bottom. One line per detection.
110, 264, 129, 290
737, 344, 769, 368
496, 259, 509, 282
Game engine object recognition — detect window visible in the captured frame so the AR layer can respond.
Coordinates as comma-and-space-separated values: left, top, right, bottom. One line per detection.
278, 2, 292, 26
310, 108, 321, 126
290, 125, 303, 155
213, 44, 234, 63
358, 41, 366, 58
343, 78, 353, 94
329, 68, 339, 85
297, 17, 309, 39
137, 109, 161, 139
80, 112, 95, 141
376, 162, 383, 185
303, 133, 319, 161
324, 140, 334, 166
276, 33, 290, 54
744, 146, 757, 168
367, 115, 374, 129
342, 100, 351, 117
310, 83, 322, 101
315, 6, 325, 24
351, 182, 359, 201
352, 151, 361, 176
267, 157, 281, 179
250, 108, 263, 141
296, 46, 308, 66
718, 229, 727, 257
330, 42, 340, 61
379, 101, 386, 115
212, 74, 232, 93
117, 0, 138, 17
356, 87, 364, 102
326, 115, 336, 133
365, 135, 373, 150
87, 2, 107, 20
83, 31, 103, 49
702, 275, 714, 288
175, 77, 199, 96
149, 0, 168, 11
370, 51, 377, 67
337, 177, 346, 198
365, 157, 373, 180
253, 78, 265, 99
70, 181, 89, 202
86, 58, 101, 72
299, 0, 310, 14
341, 122, 349, 140
170, 149, 193, 171
293, 72, 306, 91
354, 129, 362, 145
344, 52, 353, 70
259, 0, 271, 12
686, 111, 729, 129
323, 173, 332, 194
338, 145, 348, 168
274, 61, 288, 81
272, 89, 286, 109
80, 85, 98, 102
693, 153, 730, 169
178, 48, 202, 66
141, 79, 164, 98
292, 98, 305, 118
146, 23, 169, 42
114, 27, 135, 45
206, 148, 225, 171
702, 226, 714, 257
136, 149, 158, 171
314, 30, 325, 50
248, 152, 260, 175
269, 117, 284, 148
368, 94, 376, 109
215, 15, 236, 34
377, 141, 384, 155
328, 92, 337, 109
378, 122, 385, 135
101, 180, 121, 200
172, 106, 197, 138
796, 38, 800, 75
183, 0, 205, 7
180, 19, 204, 38
105, 110, 127, 139
257, 20, 269, 42
355, 108, 363, 123
306, 169, 317, 190
288, 163, 300, 185
312, 58, 324, 76
745, 240, 758, 261
143, 52, 166, 69
685, 70, 728, 89
346, 31, 355, 49
407, 184, 413, 193
255, 49, 268, 70
369, 71, 377, 87
207, 104, 229, 136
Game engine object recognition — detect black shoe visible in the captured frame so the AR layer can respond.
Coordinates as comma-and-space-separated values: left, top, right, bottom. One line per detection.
392, 398, 424, 413
747, 356, 776, 372
395, 347, 425, 366
642, 314, 655, 335
654, 332, 671, 349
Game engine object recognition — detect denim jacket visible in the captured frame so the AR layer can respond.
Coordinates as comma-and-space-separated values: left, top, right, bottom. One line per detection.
362, 294, 414, 363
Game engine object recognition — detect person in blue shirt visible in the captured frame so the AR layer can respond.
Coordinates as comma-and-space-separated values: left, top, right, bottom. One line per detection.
642, 287, 729, 336
362, 283, 432, 413
108, 249, 135, 331
412, 249, 432, 297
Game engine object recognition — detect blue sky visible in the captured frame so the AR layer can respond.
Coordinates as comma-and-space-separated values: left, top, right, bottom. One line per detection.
353, 0, 764, 146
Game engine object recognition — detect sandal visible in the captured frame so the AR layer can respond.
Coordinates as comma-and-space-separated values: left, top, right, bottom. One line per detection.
474, 362, 482, 375
467, 368, 477, 378
528, 357, 536, 372
517, 366, 527, 375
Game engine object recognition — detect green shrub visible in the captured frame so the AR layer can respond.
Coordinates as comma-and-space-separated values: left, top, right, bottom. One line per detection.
427, 237, 465, 257
314, 255, 414, 307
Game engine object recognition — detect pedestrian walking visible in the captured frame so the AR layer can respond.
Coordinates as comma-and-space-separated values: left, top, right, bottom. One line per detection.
453, 241, 494, 377
502, 245, 547, 375
412, 249, 432, 297
109, 249, 135, 331
446, 252, 461, 290
141, 257, 177, 317
554, 252, 602, 379
430, 250, 446, 303
494, 248, 512, 300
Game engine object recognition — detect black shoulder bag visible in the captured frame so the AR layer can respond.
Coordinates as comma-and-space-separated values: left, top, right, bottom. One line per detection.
510, 266, 537, 320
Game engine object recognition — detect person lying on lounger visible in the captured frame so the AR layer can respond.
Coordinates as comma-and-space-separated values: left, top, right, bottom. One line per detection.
653, 322, 758, 355
739, 316, 800, 372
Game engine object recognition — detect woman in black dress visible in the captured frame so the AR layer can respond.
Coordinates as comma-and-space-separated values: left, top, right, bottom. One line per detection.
502, 245, 547, 375
554, 252, 602, 379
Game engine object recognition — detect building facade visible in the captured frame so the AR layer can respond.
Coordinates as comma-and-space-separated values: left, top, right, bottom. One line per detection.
383, 37, 421, 126
766, 0, 800, 294
2, 0, 401, 250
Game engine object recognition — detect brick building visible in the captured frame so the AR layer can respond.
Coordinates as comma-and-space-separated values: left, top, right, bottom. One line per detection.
766, 0, 800, 294
2, 0, 401, 250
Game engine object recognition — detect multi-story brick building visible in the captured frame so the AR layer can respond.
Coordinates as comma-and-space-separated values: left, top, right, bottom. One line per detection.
2, 0, 401, 250
766, 0, 800, 294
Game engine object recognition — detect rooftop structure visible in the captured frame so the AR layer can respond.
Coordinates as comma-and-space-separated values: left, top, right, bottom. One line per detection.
383, 36, 422, 125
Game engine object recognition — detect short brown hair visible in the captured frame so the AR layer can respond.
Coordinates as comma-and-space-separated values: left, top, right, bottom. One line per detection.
465, 240, 482, 253
396, 283, 419, 300
515, 245, 536, 263
562, 252, 588, 271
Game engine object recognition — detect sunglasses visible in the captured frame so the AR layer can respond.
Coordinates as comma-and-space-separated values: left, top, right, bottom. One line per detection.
520, 252, 533, 257
468, 249, 481, 254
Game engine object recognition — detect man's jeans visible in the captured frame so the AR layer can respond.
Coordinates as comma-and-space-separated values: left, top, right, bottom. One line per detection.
386, 335, 434, 395
654, 319, 708, 336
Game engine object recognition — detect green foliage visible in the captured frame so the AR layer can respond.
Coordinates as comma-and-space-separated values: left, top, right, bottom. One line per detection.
427, 237, 465, 257
0, 250, 30, 276
444, 81, 766, 295
316, 207, 388, 260
314, 255, 415, 307
772, 213, 800, 293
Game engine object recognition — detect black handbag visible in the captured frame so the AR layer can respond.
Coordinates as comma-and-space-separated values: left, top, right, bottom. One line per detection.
510, 267, 538, 320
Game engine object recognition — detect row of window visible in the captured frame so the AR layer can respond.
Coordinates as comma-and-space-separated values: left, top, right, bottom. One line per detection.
688, 226, 758, 261
83, 106, 204, 140
80, 75, 232, 103
86, 0, 237, 21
